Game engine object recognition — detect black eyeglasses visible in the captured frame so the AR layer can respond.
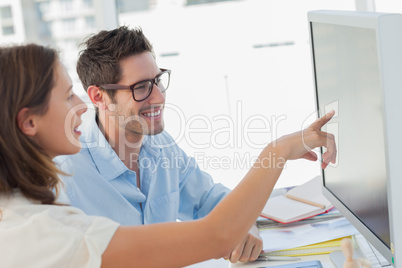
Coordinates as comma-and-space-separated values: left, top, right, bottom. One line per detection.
98, 68, 171, 102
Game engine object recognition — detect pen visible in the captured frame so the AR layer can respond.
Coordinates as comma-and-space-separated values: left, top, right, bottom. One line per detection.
256, 256, 301, 261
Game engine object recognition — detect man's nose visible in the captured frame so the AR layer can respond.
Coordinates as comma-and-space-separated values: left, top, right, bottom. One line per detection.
148, 83, 166, 103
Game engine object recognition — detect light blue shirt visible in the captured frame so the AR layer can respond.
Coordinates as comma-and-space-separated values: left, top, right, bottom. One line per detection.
55, 116, 230, 225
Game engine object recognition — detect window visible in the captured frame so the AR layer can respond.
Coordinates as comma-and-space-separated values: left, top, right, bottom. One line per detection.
116, 0, 149, 12
85, 16, 95, 29
38, 1, 50, 14
0, 6, 12, 19
2, 25, 14, 35
83, 0, 93, 8
60, 0, 73, 11
186, 0, 234, 5
62, 18, 75, 32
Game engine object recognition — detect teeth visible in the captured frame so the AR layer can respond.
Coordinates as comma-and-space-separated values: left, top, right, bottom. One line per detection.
144, 110, 161, 117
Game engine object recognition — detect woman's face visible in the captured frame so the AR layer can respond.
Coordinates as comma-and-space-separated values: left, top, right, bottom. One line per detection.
34, 60, 87, 158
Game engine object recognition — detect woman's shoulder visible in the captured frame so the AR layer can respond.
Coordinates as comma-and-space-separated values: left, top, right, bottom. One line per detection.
1, 190, 117, 230
0, 190, 119, 267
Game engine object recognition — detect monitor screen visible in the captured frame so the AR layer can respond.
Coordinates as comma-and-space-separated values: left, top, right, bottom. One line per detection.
310, 21, 390, 248
309, 10, 402, 267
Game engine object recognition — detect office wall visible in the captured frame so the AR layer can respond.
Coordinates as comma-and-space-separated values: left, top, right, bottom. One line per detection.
119, 0, 356, 189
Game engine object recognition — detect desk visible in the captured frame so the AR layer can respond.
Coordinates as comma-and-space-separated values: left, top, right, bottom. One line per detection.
186, 254, 335, 268
185, 188, 349, 268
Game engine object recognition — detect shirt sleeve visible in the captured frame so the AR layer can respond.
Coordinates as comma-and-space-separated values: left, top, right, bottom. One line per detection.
177, 149, 231, 221
68, 214, 120, 267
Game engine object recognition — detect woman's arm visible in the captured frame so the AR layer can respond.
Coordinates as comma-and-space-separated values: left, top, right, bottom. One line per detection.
101, 111, 336, 268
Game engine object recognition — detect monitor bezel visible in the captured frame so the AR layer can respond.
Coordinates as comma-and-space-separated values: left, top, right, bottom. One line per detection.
308, 10, 402, 267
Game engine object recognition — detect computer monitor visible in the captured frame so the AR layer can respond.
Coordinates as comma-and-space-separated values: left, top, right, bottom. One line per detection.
309, 10, 402, 267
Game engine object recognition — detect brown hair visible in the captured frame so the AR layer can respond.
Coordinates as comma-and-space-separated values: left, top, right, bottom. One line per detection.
76, 26, 154, 101
0, 44, 62, 204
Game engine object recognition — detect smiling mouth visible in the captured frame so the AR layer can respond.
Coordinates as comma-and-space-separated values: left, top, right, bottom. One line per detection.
142, 109, 162, 117
73, 122, 82, 134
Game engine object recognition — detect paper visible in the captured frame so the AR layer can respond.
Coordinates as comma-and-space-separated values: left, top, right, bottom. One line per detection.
259, 217, 359, 252
285, 176, 332, 209
260, 176, 334, 223
259, 260, 323, 268
261, 195, 326, 223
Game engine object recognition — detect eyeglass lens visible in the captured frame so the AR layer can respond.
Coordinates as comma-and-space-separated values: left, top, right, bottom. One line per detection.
132, 71, 170, 101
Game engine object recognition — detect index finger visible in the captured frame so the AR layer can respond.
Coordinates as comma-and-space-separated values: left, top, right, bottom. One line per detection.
310, 110, 335, 130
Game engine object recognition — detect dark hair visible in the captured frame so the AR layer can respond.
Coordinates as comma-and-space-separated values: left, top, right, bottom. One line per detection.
0, 44, 62, 204
76, 26, 154, 101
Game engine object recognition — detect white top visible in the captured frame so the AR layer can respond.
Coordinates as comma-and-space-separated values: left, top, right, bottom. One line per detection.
0, 190, 120, 268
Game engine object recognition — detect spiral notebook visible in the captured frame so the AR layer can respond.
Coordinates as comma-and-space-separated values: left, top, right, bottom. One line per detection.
261, 176, 334, 224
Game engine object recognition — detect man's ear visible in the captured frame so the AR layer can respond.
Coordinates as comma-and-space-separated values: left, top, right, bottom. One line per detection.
87, 86, 108, 111
17, 107, 37, 136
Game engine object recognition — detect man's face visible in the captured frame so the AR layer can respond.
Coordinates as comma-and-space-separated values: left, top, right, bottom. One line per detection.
104, 52, 166, 136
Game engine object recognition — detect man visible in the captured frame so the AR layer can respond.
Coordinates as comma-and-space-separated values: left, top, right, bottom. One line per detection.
56, 26, 262, 262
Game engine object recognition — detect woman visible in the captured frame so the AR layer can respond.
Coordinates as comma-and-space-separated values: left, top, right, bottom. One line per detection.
0, 44, 336, 268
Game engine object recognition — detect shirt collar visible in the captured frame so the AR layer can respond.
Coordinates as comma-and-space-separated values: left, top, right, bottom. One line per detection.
141, 134, 162, 159
83, 115, 128, 181
0, 189, 40, 207
82, 114, 163, 181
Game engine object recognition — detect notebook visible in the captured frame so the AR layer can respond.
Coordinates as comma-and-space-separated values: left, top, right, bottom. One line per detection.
260, 236, 351, 257
259, 260, 323, 268
261, 176, 334, 224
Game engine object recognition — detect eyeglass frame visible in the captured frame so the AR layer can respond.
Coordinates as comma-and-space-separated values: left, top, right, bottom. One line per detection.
97, 68, 171, 102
